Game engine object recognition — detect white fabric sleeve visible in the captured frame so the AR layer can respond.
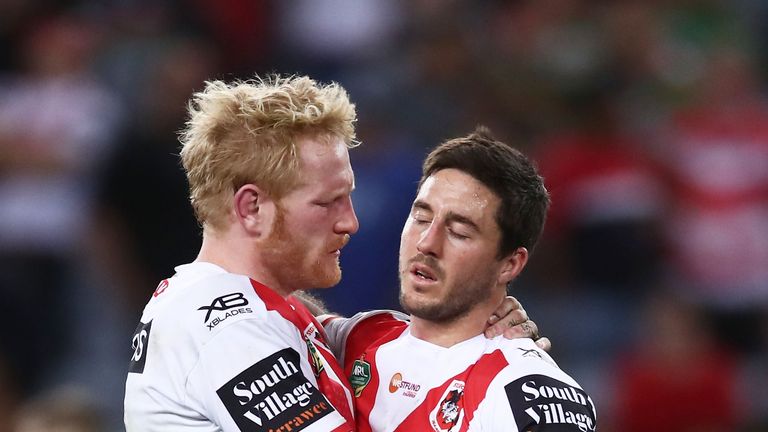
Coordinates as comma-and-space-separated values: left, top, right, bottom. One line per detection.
319, 310, 409, 364
185, 316, 349, 432
477, 342, 597, 431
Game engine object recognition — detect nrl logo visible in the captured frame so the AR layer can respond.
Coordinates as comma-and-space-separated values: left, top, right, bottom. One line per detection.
350, 359, 371, 397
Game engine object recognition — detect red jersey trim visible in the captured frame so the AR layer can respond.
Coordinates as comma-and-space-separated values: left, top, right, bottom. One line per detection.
249, 280, 356, 430
347, 319, 408, 432
393, 349, 509, 432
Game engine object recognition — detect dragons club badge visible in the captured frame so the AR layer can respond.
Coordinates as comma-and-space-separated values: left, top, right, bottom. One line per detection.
429, 380, 465, 432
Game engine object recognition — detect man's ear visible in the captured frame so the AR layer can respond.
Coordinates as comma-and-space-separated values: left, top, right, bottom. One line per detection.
233, 184, 276, 238
498, 247, 529, 286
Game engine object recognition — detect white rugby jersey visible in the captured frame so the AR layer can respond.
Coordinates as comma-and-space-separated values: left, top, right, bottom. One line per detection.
321, 311, 597, 432
124, 262, 355, 431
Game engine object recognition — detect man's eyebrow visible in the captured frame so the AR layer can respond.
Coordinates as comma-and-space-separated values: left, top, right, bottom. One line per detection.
412, 200, 432, 212
444, 211, 480, 232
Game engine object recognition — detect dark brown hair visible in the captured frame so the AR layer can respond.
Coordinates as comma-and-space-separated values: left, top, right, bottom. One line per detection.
419, 127, 550, 257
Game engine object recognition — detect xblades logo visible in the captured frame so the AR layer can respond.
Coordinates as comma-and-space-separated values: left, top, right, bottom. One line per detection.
128, 320, 152, 374
198, 292, 249, 322
518, 348, 542, 359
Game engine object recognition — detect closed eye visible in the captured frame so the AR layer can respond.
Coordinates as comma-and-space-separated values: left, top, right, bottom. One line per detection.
449, 229, 470, 240
411, 211, 432, 225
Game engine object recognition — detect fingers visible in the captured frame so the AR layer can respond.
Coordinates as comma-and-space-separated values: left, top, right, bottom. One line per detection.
487, 296, 523, 325
485, 310, 529, 338
535, 337, 552, 352
485, 317, 552, 352
502, 319, 540, 341
485, 309, 529, 338
484, 296, 551, 350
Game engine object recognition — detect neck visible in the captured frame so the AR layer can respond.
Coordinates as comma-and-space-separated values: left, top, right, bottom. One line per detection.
196, 228, 294, 297
408, 291, 504, 348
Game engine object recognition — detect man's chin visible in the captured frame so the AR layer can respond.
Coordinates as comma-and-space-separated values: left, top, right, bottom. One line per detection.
400, 293, 471, 324
400, 292, 436, 316
309, 266, 342, 289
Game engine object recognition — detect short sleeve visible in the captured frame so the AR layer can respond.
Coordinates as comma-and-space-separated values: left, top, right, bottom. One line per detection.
186, 317, 350, 431
319, 310, 409, 366
481, 373, 597, 431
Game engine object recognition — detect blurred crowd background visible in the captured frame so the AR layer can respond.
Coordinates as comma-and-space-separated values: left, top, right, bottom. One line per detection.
1, 0, 768, 430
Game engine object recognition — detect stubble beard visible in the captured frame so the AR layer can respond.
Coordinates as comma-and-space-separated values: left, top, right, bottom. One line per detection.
262, 207, 342, 290
398, 260, 495, 324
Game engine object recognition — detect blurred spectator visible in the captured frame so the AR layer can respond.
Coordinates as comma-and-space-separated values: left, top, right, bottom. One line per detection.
0, 1, 43, 73
0, 13, 122, 406
14, 386, 103, 432
609, 291, 741, 432
0, 358, 17, 432
275, 0, 403, 80
534, 85, 666, 292
0, 0, 767, 428
599, 0, 749, 137
92, 37, 217, 315
393, 7, 485, 148
738, 332, 768, 429
524, 84, 666, 370
480, 0, 611, 140
660, 48, 768, 354
190, 0, 273, 75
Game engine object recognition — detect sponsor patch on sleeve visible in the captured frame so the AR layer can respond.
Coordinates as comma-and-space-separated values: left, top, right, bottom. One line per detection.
217, 348, 335, 431
505, 374, 596, 431
128, 320, 152, 374
349, 359, 371, 397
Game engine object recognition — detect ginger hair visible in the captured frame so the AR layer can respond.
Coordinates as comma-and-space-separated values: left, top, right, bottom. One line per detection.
179, 75, 357, 230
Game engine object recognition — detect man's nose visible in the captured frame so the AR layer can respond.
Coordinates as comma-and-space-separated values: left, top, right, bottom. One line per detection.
416, 222, 442, 257
335, 197, 359, 235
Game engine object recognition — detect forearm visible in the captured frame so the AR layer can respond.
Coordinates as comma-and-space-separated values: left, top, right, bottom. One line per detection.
291, 290, 331, 316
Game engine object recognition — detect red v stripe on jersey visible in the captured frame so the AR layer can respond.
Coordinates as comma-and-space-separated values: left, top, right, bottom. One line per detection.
249, 280, 356, 430
249, 279, 304, 327
393, 349, 509, 432
347, 321, 408, 432
458, 350, 509, 429
291, 300, 357, 428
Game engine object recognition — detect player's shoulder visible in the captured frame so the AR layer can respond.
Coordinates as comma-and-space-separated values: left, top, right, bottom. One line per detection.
484, 339, 597, 431
494, 338, 559, 370
319, 310, 409, 366
490, 338, 584, 394
319, 310, 408, 344
144, 263, 275, 339
327, 309, 408, 328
